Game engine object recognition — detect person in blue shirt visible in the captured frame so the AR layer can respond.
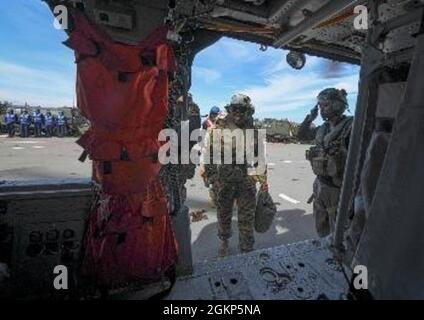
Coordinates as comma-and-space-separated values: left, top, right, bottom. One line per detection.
33, 109, 44, 137
4, 109, 17, 137
57, 111, 68, 137
202, 106, 220, 130
44, 111, 55, 137
19, 110, 31, 138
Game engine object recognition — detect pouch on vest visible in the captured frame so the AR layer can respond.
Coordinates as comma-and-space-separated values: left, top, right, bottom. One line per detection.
311, 157, 328, 176
327, 152, 343, 178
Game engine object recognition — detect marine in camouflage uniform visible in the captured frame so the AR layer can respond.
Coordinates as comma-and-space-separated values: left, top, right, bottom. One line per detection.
301, 88, 353, 237
201, 94, 267, 257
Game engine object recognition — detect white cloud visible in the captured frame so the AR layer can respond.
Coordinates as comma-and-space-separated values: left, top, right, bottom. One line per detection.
192, 66, 222, 84
199, 37, 261, 66
0, 60, 75, 107
332, 74, 360, 93
192, 37, 361, 121
263, 54, 323, 77
219, 38, 252, 60
242, 71, 359, 116
0, 88, 73, 108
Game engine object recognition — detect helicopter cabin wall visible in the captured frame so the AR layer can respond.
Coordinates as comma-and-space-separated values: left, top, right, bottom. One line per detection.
351, 33, 424, 298
338, 0, 424, 299
335, 0, 416, 251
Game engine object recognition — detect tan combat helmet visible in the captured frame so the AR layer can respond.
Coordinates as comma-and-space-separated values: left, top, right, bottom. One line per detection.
317, 88, 348, 120
225, 93, 255, 117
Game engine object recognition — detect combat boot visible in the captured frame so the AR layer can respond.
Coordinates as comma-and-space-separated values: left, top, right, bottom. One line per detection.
218, 239, 229, 257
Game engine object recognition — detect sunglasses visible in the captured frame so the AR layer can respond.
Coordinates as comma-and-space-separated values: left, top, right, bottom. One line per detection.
318, 100, 331, 108
230, 105, 248, 113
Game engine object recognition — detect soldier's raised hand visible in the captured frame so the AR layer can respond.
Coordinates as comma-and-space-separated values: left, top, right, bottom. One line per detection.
310, 104, 319, 121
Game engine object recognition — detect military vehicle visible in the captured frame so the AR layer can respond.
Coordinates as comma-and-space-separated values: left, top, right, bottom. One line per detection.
255, 118, 298, 143
1, 0, 423, 300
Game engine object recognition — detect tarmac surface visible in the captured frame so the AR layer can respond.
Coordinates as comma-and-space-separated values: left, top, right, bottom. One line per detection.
187, 142, 318, 263
0, 136, 318, 263
0, 136, 91, 181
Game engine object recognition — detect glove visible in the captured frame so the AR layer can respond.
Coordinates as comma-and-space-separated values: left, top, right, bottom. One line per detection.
260, 181, 269, 193
310, 104, 319, 121
254, 174, 269, 192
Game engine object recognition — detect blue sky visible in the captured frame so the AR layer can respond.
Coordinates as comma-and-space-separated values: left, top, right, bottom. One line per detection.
0, 0, 75, 107
0, 0, 360, 123
191, 38, 360, 122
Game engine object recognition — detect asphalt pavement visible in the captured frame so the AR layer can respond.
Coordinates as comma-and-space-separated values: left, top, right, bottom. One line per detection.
186, 142, 318, 263
0, 136, 318, 263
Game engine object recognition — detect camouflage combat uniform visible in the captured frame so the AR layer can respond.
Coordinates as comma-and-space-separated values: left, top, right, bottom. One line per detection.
302, 88, 353, 237
202, 94, 265, 255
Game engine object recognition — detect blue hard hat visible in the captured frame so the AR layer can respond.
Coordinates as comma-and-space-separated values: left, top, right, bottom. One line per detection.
210, 106, 220, 114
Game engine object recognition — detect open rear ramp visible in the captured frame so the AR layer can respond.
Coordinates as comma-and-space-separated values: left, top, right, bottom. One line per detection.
166, 239, 351, 300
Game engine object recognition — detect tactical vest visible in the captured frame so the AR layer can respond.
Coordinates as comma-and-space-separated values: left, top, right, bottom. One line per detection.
209, 117, 256, 184
306, 116, 353, 187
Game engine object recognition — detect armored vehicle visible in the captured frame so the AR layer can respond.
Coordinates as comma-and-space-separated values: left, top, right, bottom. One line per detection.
255, 118, 298, 143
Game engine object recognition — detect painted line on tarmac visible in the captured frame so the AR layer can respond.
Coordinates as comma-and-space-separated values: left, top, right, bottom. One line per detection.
283, 160, 293, 164
278, 193, 300, 204
32, 146, 45, 149
275, 225, 289, 235
9, 141, 38, 144
12, 146, 25, 150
